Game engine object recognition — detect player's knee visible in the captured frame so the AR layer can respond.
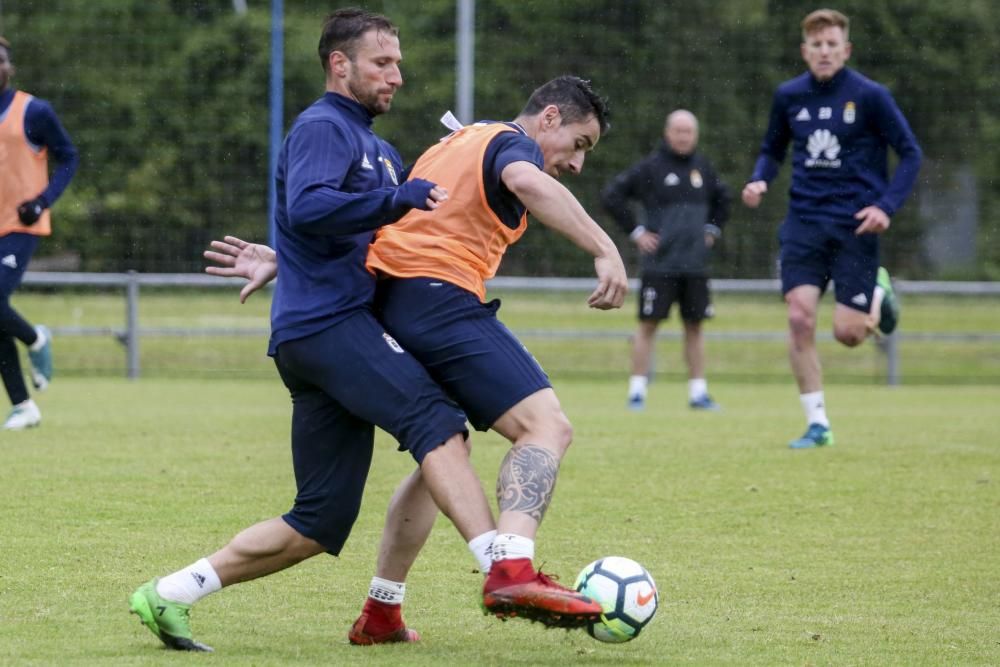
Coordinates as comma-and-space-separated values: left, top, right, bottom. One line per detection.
553, 410, 574, 453
286, 495, 363, 556
521, 406, 573, 455
527, 408, 573, 457
637, 320, 659, 337
787, 307, 816, 336
834, 323, 866, 347
285, 532, 327, 561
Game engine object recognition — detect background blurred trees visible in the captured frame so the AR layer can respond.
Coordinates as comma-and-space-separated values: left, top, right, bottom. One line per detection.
2, 0, 997, 278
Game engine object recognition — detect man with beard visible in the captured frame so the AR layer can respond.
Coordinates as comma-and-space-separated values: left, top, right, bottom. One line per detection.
128, 10, 601, 653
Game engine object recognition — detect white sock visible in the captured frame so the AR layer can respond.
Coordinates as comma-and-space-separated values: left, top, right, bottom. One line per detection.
468, 530, 497, 574
491, 534, 534, 562
872, 285, 885, 312
29, 326, 47, 352
628, 375, 648, 398
799, 391, 830, 428
689, 378, 708, 401
155, 558, 222, 605
368, 576, 405, 605
870, 285, 886, 325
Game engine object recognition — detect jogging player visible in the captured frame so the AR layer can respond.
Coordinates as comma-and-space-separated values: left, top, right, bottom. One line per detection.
741, 9, 921, 449
0, 36, 78, 429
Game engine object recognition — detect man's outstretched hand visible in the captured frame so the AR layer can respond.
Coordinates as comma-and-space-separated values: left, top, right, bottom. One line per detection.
204, 235, 278, 303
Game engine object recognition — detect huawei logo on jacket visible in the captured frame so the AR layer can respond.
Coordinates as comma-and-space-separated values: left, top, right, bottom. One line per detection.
805, 129, 841, 168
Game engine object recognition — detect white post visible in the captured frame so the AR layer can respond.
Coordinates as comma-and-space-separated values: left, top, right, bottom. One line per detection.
456, 0, 475, 124
126, 271, 140, 380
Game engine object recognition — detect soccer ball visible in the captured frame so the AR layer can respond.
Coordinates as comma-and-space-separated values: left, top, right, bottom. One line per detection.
574, 556, 658, 643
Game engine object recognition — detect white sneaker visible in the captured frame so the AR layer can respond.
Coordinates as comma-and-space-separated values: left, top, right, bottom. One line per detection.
3, 400, 41, 430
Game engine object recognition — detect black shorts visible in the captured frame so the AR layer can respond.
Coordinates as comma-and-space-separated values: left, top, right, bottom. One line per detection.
638, 273, 713, 322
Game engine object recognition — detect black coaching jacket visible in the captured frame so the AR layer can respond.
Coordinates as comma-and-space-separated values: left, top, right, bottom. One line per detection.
602, 142, 731, 276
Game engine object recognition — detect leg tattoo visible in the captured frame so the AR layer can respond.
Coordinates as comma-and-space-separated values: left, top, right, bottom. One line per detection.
496, 445, 559, 523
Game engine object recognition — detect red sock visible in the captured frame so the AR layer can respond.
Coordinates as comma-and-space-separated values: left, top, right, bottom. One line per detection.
484, 557, 535, 591
360, 597, 404, 635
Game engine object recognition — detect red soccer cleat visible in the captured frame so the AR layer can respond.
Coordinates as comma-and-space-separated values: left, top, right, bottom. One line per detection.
348, 599, 420, 645
482, 558, 603, 629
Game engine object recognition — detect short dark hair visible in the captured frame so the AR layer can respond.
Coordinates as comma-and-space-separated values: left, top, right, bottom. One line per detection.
318, 8, 398, 72
519, 76, 610, 135
0, 37, 11, 61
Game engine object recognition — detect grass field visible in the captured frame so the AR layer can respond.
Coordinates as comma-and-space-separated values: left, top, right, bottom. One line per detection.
10, 287, 1000, 384
2, 377, 998, 665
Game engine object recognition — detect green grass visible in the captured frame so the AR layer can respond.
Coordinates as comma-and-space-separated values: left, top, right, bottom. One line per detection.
1, 377, 998, 665
9, 287, 1000, 383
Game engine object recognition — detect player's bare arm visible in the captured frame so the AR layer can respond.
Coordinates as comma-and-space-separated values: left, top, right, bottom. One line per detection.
501, 160, 627, 310
204, 236, 277, 303
203, 183, 447, 298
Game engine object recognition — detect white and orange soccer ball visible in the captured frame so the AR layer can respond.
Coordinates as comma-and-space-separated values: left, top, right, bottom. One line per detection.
574, 556, 658, 643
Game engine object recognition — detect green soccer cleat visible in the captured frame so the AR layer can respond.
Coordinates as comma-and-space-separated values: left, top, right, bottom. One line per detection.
789, 423, 834, 449
876, 267, 900, 335
128, 579, 213, 652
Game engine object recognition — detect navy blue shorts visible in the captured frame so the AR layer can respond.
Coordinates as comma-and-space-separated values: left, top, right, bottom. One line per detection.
272, 309, 468, 553
0, 233, 39, 299
778, 214, 878, 313
374, 278, 551, 432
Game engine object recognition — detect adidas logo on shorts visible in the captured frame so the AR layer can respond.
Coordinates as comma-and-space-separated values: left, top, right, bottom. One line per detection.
382, 332, 404, 354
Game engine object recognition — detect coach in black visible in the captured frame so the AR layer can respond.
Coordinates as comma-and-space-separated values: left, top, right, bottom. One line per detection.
602, 109, 731, 412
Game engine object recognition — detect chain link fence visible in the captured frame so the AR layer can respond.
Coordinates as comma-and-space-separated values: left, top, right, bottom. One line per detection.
2, 0, 997, 278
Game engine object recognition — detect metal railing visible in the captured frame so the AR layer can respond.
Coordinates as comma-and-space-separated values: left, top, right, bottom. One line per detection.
23, 271, 1000, 382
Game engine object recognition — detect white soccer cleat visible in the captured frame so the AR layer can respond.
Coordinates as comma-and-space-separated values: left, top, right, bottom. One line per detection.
3, 399, 41, 430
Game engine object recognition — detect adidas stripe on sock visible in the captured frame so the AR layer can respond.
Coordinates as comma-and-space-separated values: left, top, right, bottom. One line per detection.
156, 558, 222, 604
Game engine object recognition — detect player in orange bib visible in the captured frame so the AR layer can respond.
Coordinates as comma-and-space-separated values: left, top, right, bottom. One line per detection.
0, 37, 78, 430
208, 76, 627, 639
365, 121, 529, 300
